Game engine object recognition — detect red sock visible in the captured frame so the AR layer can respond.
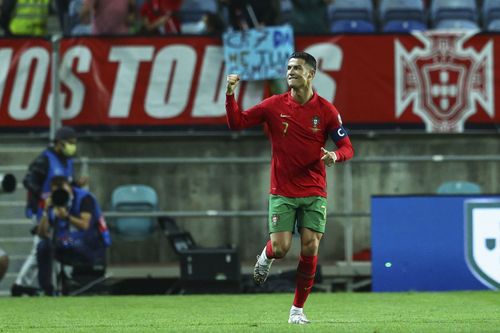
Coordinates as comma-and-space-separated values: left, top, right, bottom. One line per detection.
293, 255, 318, 308
265, 240, 275, 259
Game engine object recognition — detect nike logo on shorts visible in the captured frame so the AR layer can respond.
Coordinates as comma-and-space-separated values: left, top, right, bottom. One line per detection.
280, 113, 291, 118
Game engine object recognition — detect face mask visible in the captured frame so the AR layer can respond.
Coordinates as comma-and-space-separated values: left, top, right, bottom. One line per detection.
62, 142, 77, 157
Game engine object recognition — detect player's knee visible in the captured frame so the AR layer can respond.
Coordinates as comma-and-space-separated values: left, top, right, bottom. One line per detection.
272, 240, 290, 259
301, 238, 320, 256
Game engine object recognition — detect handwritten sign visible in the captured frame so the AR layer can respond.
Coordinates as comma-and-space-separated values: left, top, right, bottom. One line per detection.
223, 25, 295, 81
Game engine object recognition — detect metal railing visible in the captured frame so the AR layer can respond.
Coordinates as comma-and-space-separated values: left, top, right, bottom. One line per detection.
2, 154, 498, 273
79, 154, 499, 269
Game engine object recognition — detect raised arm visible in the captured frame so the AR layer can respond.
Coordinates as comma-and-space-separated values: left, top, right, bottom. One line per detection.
225, 74, 266, 130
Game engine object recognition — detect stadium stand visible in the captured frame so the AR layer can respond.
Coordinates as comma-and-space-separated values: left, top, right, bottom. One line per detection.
483, 0, 500, 28
435, 18, 481, 30
327, 0, 375, 33
330, 19, 376, 33
179, 0, 218, 34
431, 0, 479, 26
328, 0, 374, 22
486, 18, 500, 31
179, 0, 218, 24
378, 0, 427, 32
4, 0, 495, 36
279, 0, 293, 24
110, 185, 158, 239
382, 19, 427, 32
379, 0, 426, 24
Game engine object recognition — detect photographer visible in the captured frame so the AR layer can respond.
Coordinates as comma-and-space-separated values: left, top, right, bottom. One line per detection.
12, 127, 86, 296
36, 176, 110, 296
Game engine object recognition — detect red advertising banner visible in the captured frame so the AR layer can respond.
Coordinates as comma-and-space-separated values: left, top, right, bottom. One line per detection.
0, 33, 497, 132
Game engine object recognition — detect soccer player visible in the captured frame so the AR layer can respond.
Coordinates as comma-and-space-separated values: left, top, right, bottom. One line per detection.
225, 52, 354, 324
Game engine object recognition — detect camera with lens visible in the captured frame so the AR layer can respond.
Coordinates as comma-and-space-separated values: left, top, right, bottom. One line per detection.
51, 188, 71, 209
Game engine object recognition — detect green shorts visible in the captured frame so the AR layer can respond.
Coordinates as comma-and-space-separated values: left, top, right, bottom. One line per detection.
268, 195, 328, 234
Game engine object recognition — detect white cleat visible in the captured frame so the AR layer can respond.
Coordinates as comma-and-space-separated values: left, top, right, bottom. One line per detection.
288, 311, 311, 324
253, 255, 273, 285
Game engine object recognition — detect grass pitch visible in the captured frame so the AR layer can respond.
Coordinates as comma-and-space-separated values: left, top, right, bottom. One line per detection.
0, 291, 498, 332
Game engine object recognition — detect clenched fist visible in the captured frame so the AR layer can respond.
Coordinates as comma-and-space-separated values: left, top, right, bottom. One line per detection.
226, 74, 240, 95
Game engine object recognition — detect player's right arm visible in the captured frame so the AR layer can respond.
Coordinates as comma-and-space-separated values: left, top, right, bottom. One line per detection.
225, 74, 266, 130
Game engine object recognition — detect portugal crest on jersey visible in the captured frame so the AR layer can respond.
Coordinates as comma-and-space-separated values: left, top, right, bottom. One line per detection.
395, 31, 494, 132
465, 201, 500, 289
311, 116, 321, 133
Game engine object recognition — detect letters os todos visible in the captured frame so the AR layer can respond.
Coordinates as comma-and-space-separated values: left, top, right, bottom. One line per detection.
0, 40, 343, 124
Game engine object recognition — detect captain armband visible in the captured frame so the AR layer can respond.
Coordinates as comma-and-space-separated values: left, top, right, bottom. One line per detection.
330, 125, 348, 143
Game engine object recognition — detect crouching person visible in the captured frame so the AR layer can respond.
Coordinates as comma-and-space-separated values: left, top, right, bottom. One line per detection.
37, 176, 111, 295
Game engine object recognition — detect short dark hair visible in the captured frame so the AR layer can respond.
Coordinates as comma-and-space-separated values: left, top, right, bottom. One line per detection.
50, 176, 70, 188
289, 52, 317, 71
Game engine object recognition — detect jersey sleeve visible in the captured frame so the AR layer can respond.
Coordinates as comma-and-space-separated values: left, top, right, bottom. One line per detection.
326, 105, 354, 163
225, 94, 267, 130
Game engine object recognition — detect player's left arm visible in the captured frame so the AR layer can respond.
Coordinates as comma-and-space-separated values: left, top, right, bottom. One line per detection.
321, 107, 354, 166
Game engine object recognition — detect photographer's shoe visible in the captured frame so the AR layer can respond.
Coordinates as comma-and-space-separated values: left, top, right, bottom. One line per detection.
10, 284, 39, 297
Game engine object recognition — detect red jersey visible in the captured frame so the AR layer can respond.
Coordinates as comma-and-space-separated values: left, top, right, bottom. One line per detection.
226, 91, 354, 198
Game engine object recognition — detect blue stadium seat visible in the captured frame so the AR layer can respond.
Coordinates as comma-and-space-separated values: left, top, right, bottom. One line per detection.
431, 0, 478, 24
379, 0, 425, 23
435, 19, 480, 30
483, 0, 500, 27
111, 184, 159, 238
383, 20, 427, 32
436, 181, 481, 194
330, 19, 375, 33
487, 18, 500, 31
328, 0, 374, 22
179, 0, 217, 23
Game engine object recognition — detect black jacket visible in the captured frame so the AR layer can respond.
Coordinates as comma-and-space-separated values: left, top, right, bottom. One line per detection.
23, 147, 72, 213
